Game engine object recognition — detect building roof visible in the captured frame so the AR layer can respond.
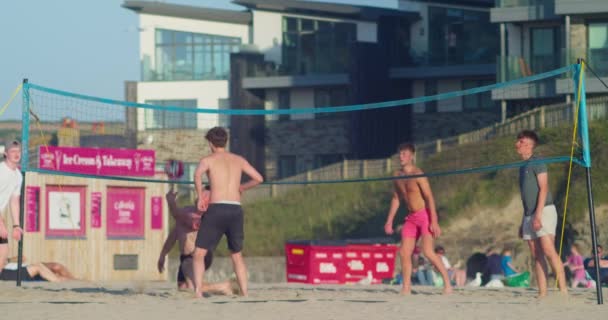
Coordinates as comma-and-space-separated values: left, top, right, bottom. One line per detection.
122, 1, 252, 25
233, 0, 420, 21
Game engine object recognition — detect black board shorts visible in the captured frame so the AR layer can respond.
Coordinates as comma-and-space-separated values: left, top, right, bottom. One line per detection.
0, 267, 33, 281
195, 203, 244, 253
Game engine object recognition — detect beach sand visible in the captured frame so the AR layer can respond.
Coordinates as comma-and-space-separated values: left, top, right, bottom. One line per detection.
1, 281, 606, 320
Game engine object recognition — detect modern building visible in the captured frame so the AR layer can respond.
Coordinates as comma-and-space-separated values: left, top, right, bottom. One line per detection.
492, 0, 608, 117
123, 0, 499, 180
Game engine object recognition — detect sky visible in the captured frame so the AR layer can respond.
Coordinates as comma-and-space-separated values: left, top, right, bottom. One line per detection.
0, 0, 393, 120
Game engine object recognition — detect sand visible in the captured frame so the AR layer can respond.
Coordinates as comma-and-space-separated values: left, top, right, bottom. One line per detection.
1, 281, 606, 320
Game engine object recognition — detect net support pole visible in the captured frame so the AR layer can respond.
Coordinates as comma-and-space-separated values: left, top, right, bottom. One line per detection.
574, 61, 602, 305
17, 79, 30, 287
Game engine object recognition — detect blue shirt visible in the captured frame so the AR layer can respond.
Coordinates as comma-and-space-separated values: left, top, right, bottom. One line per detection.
501, 255, 517, 277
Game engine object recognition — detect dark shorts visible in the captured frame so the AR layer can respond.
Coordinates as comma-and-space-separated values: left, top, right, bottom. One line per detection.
177, 252, 213, 283
0, 237, 7, 244
0, 267, 33, 281
195, 203, 244, 253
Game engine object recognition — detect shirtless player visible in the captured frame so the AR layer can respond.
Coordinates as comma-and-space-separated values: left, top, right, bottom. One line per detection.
192, 127, 263, 298
384, 143, 452, 295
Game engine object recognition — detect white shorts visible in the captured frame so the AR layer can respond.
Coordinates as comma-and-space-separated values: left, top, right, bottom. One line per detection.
521, 204, 558, 240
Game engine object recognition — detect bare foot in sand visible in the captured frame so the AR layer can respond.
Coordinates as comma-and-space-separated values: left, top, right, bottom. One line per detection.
400, 286, 412, 295
443, 286, 453, 295
217, 281, 234, 296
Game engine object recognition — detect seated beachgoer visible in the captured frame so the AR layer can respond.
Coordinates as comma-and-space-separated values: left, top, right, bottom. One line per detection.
434, 246, 466, 287
485, 247, 503, 281
565, 243, 595, 288
583, 245, 608, 284
0, 261, 73, 282
500, 248, 519, 278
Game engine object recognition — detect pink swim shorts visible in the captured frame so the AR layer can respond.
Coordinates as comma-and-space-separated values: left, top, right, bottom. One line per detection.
401, 208, 431, 239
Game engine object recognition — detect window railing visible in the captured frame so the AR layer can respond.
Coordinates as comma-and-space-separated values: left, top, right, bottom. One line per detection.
142, 63, 230, 81
245, 60, 349, 78
494, 0, 551, 8
408, 50, 496, 68
497, 54, 560, 82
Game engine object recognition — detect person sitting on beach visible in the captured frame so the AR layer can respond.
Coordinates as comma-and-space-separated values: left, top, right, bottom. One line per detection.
414, 254, 434, 286
158, 188, 232, 295
485, 247, 503, 281
565, 243, 595, 288
435, 246, 466, 287
1, 258, 75, 282
500, 248, 519, 278
583, 245, 608, 285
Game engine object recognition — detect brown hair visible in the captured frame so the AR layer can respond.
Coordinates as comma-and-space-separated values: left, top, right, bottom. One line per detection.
205, 127, 228, 148
397, 142, 415, 153
517, 130, 539, 146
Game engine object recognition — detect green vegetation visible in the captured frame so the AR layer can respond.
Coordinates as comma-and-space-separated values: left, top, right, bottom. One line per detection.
227, 121, 608, 256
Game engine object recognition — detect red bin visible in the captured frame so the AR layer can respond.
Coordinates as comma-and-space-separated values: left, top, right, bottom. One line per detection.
344, 243, 398, 284
285, 240, 346, 284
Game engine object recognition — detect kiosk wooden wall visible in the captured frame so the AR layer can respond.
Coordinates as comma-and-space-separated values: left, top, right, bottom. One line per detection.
6, 172, 170, 281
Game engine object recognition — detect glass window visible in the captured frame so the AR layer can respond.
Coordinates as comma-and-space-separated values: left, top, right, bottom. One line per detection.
530, 27, 560, 73
151, 29, 241, 81
589, 23, 608, 49
282, 17, 355, 75
462, 80, 494, 111
278, 155, 296, 178
428, 6, 497, 66
315, 87, 348, 119
589, 23, 608, 76
278, 90, 290, 122
144, 100, 197, 129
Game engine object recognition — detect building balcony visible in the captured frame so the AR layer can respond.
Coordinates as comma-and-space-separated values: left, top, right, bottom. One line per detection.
491, 0, 557, 23
555, 0, 608, 15
242, 61, 349, 89
556, 47, 608, 94
390, 51, 496, 79
494, 54, 559, 100
141, 64, 229, 82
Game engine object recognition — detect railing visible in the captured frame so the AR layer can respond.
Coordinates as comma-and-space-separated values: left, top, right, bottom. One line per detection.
494, 0, 551, 8
246, 60, 349, 78
498, 55, 561, 82
242, 95, 608, 204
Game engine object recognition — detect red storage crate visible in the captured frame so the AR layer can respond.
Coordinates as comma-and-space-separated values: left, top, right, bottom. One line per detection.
285, 240, 346, 284
345, 243, 398, 284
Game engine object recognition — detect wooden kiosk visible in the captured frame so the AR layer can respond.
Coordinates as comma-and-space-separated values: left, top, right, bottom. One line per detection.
7, 146, 170, 282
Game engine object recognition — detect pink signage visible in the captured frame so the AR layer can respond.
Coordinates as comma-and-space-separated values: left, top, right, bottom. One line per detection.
91, 192, 102, 228
39, 146, 155, 177
151, 196, 163, 230
25, 186, 40, 232
106, 187, 145, 238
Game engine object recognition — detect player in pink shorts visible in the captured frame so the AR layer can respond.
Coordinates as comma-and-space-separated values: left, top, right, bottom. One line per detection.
384, 143, 452, 295
401, 207, 432, 239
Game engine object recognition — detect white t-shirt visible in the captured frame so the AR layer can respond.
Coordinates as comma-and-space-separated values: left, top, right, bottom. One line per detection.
0, 161, 22, 211
440, 255, 452, 269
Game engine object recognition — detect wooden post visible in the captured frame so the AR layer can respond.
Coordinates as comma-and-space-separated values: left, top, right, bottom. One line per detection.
386, 157, 392, 173
342, 159, 348, 179
362, 160, 368, 178
540, 106, 546, 129
436, 139, 442, 153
